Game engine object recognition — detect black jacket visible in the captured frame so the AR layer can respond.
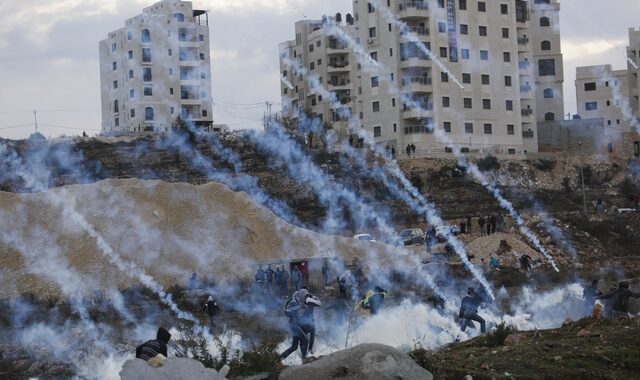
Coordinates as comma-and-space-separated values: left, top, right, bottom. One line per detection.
459, 295, 481, 318
136, 327, 171, 361
599, 288, 640, 313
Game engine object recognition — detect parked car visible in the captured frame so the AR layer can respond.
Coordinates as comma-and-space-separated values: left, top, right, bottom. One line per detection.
399, 228, 425, 246
353, 233, 376, 242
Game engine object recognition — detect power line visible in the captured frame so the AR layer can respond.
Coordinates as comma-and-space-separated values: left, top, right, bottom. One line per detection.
0, 123, 33, 130
38, 123, 101, 131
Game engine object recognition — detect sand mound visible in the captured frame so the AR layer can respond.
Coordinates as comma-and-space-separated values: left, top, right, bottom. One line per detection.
465, 233, 542, 267
0, 179, 397, 299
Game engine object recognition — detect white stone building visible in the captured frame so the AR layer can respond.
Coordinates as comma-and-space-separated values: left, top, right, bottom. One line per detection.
99, 0, 213, 135
279, 0, 565, 156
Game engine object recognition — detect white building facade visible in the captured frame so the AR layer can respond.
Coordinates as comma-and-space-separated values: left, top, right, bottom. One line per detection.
99, 0, 213, 134
279, 0, 565, 156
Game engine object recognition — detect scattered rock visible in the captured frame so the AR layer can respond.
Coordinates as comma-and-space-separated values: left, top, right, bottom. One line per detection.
577, 329, 591, 337
279, 344, 433, 380
503, 333, 526, 346
554, 356, 563, 361
119, 358, 226, 380
480, 363, 490, 370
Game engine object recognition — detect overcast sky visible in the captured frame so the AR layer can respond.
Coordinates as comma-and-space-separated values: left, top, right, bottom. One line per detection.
0, 0, 639, 139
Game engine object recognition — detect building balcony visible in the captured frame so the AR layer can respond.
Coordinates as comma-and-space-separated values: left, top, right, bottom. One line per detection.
327, 43, 349, 53
398, 1, 429, 20
522, 130, 535, 138
403, 102, 433, 119
328, 62, 351, 72
402, 77, 432, 93
521, 108, 534, 117
328, 79, 351, 90
400, 26, 430, 37
400, 57, 431, 69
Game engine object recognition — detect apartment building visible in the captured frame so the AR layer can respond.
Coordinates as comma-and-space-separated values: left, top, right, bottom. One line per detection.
99, 0, 213, 134
279, 16, 358, 137
279, 0, 565, 156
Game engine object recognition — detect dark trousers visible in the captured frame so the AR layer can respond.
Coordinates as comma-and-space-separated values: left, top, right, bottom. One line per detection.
460, 312, 486, 333
279, 324, 308, 360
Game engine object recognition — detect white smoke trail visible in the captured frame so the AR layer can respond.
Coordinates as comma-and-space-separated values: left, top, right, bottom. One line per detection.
627, 56, 639, 70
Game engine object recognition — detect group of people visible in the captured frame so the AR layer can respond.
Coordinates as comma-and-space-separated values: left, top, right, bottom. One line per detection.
405, 144, 417, 158
477, 213, 506, 236
255, 264, 307, 295
384, 144, 396, 159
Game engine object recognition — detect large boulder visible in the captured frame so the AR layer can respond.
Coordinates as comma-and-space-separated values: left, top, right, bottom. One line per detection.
279, 343, 432, 380
119, 358, 226, 380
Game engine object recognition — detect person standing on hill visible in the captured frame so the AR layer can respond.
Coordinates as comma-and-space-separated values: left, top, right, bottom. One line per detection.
410, 143, 416, 158
478, 217, 486, 236
597, 281, 640, 318
466, 216, 472, 234
519, 254, 532, 272
405, 144, 411, 158
292, 266, 302, 291
202, 296, 221, 331
321, 259, 330, 287
582, 279, 601, 315
265, 265, 275, 290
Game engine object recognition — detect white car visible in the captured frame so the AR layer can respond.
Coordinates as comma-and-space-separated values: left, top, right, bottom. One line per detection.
353, 234, 376, 242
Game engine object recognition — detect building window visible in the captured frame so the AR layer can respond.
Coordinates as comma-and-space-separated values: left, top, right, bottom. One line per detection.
371, 76, 379, 87
480, 50, 488, 60
501, 4, 508, 14
142, 48, 152, 62
373, 126, 382, 137
129, 89, 134, 98
128, 50, 133, 59
464, 98, 472, 108
200, 53, 205, 60
389, 48, 393, 57
393, 123, 397, 133
309, 43, 314, 52
441, 72, 449, 82
112, 61, 117, 70
461, 49, 470, 59
144, 86, 152, 96
310, 62, 315, 70
460, 24, 468, 35
585, 102, 597, 111
540, 17, 550, 27
127, 31, 132, 40
171, 107, 175, 115
539, 59, 556, 76
505, 76, 512, 86
479, 26, 487, 36
462, 73, 471, 83
113, 80, 118, 89
141, 29, 151, 43
440, 47, 448, 58
507, 124, 515, 135
317, 40, 321, 47
443, 96, 450, 107
370, 51, 378, 61
145, 107, 154, 121
113, 100, 119, 113
584, 82, 596, 91
444, 121, 451, 132
111, 43, 116, 52
483, 99, 491, 110
199, 34, 204, 42
465, 122, 473, 133
168, 49, 172, 56
478, 1, 486, 12
368, 2, 375, 12
502, 28, 509, 38
392, 98, 396, 107
169, 68, 173, 76
372, 101, 380, 112
437, 0, 445, 7
484, 123, 492, 134
481, 74, 490, 85
506, 100, 513, 110
503, 52, 511, 62
369, 27, 376, 38
541, 40, 551, 51
459, 0, 467, 10
202, 110, 208, 117
174, 13, 185, 22
115, 117, 119, 127
130, 109, 135, 118
543, 88, 554, 98
545, 112, 555, 121
143, 67, 152, 82
438, 22, 446, 33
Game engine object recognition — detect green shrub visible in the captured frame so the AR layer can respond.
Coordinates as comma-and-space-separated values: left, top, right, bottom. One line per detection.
484, 321, 518, 347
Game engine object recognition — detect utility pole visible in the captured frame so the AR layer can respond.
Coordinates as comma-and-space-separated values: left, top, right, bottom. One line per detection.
578, 141, 587, 215
33, 110, 38, 133
264, 101, 272, 130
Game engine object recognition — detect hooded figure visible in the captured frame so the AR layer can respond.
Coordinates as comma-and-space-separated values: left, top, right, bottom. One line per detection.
459, 288, 486, 333
278, 289, 322, 361
136, 327, 171, 361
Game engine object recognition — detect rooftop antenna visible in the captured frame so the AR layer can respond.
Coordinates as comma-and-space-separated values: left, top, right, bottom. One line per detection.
33, 110, 38, 133
287, 0, 306, 18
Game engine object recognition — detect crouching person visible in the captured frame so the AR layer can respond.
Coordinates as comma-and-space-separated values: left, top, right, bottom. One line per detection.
136, 327, 172, 361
